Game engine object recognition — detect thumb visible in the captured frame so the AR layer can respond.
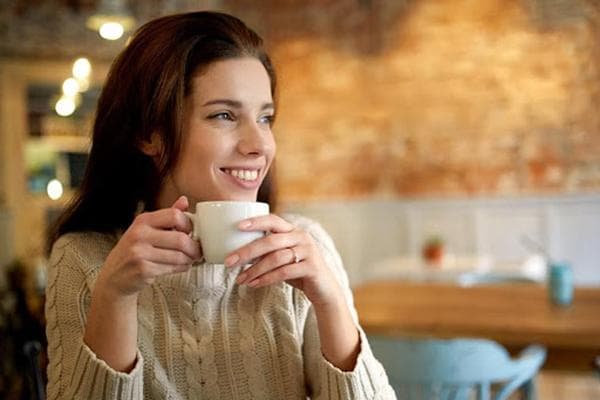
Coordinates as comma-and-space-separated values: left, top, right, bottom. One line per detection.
171, 195, 189, 211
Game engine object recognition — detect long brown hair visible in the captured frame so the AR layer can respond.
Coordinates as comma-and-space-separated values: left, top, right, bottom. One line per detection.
46, 11, 277, 254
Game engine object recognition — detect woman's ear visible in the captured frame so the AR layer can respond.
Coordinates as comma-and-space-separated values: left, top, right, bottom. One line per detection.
140, 132, 163, 157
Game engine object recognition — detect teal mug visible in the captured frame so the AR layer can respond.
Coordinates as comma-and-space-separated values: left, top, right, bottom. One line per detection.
548, 262, 573, 306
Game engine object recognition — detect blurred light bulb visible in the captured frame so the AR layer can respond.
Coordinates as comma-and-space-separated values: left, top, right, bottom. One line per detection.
99, 22, 124, 40
62, 78, 80, 96
55, 96, 76, 117
72, 92, 83, 107
76, 77, 90, 92
47, 179, 63, 200
73, 58, 92, 80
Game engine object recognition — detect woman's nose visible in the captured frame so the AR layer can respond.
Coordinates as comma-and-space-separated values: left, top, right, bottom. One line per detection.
237, 121, 273, 156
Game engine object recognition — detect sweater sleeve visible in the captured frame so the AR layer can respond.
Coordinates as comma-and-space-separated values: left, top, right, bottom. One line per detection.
287, 215, 397, 400
45, 234, 144, 400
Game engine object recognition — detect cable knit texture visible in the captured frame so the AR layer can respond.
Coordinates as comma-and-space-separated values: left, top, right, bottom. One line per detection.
45, 214, 397, 399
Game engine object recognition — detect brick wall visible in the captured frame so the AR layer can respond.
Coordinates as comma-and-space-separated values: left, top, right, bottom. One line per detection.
228, 0, 600, 202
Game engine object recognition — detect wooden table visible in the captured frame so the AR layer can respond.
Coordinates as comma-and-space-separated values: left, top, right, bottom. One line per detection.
353, 281, 600, 370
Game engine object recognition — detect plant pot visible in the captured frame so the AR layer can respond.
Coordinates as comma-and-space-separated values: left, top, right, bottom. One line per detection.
422, 245, 444, 266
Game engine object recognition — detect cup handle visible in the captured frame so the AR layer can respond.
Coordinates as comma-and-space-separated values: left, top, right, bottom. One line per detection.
183, 211, 198, 240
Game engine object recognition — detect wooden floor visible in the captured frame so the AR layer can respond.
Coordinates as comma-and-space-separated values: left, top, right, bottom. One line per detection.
509, 370, 600, 400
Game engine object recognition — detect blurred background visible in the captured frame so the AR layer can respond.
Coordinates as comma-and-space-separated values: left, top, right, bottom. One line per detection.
0, 0, 599, 398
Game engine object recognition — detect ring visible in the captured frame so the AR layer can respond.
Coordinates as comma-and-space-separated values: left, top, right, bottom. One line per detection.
289, 247, 300, 264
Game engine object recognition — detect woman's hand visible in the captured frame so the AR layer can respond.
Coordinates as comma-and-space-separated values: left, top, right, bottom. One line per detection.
96, 195, 202, 299
86, 195, 201, 372
224, 214, 361, 371
223, 214, 343, 308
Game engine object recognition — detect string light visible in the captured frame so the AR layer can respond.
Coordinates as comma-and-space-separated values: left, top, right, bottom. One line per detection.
86, 0, 135, 41
62, 78, 80, 97
55, 57, 92, 116
99, 21, 124, 40
47, 179, 64, 200
55, 96, 76, 117
72, 58, 92, 80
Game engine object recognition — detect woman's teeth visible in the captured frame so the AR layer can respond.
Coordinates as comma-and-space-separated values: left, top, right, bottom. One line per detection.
225, 169, 258, 181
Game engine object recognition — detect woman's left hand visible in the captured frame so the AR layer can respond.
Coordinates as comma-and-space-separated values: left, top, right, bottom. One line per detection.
224, 214, 342, 307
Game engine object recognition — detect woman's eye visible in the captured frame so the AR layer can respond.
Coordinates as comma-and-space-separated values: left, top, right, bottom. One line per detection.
259, 115, 274, 126
209, 112, 234, 121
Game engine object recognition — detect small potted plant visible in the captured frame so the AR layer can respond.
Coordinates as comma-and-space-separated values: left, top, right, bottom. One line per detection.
422, 235, 445, 266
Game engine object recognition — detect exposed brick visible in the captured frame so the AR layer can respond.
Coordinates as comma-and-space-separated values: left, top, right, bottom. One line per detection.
225, 0, 600, 201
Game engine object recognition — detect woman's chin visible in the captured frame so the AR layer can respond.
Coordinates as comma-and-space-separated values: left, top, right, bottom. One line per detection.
212, 192, 258, 202
228, 195, 259, 202
187, 188, 259, 203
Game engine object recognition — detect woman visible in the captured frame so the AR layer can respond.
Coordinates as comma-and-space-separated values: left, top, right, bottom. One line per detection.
45, 11, 395, 400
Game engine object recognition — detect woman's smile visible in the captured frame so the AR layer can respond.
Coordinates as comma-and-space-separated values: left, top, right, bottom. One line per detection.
220, 167, 263, 189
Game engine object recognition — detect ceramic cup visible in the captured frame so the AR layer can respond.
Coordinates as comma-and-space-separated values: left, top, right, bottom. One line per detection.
548, 261, 573, 306
185, 201, 269, 264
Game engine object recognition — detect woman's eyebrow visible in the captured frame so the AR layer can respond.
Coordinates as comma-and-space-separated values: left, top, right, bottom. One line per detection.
203, 99, 242, 108
202, 99, 274, 111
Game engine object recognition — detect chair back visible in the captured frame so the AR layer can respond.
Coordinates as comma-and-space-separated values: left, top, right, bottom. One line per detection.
23, 340, 45, 400
369, 336, 546, 400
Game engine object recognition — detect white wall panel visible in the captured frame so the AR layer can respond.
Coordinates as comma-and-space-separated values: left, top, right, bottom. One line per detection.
410, 207, 476, 256
284, 194, 600, 286
476, 208, 546, 262
554, 203, 600, 285
356, 202, 409, 281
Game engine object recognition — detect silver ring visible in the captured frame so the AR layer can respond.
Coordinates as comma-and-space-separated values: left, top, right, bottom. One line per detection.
290, 247, 300, 264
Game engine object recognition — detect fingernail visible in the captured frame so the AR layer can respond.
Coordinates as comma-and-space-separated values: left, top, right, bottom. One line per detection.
247, 279, 259, 287
236, 273, 247, 284
224, 254, 239, 267
239, 220, 252, 229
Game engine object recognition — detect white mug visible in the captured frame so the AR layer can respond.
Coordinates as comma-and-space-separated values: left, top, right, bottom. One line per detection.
185, 201, 270, 264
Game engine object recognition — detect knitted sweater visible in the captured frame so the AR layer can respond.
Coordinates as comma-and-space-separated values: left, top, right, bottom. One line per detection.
45, 214, 396, 400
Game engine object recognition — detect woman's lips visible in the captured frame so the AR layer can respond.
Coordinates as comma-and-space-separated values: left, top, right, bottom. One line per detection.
220, 168, 262, 189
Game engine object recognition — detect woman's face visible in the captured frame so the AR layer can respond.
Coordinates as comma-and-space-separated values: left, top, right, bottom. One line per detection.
157, 57, 276, 208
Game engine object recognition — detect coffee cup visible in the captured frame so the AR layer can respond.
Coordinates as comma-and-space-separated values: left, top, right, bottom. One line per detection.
184, 201, 269, 264
548, 261, 573, 306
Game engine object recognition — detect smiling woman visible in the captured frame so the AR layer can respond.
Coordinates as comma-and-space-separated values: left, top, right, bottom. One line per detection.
43, 11, 395, 400
145, 57, 277, 206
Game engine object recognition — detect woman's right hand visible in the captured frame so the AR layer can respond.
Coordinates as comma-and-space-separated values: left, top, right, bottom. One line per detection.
95, 195, 202, 298
84, 196, 200, 371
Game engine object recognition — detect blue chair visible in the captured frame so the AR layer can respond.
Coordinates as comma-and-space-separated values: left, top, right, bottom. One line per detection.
369, 336, 546, 400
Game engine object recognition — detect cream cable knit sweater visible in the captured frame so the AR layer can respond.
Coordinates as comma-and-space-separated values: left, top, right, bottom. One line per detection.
45, 214, 396, 400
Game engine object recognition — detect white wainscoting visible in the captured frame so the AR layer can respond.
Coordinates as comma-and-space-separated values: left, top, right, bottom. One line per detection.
283, 194, 600, 286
